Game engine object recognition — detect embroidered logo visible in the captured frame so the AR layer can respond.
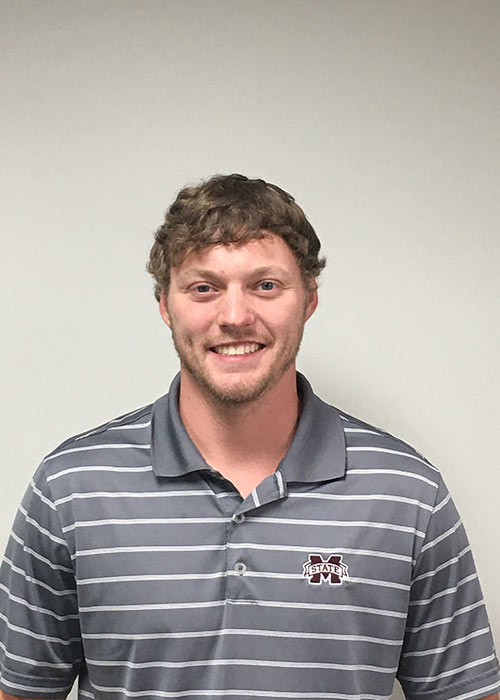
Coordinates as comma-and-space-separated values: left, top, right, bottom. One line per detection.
303, 554, 349, 585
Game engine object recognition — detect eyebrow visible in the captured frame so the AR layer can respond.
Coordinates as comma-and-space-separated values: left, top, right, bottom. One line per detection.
176, 266, 293, 283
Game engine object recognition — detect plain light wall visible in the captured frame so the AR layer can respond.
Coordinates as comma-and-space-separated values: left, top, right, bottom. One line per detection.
1, 2, 499, 699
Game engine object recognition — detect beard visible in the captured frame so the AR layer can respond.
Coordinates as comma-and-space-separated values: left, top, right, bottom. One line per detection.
169, 317, 307, 407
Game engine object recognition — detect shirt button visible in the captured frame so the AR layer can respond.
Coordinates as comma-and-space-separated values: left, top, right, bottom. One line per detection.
234, 561, 247, 576
232, 513, 245, 524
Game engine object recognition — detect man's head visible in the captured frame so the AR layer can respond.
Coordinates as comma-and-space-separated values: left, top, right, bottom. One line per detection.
147, 174, 326, 405
147, 173, 326, 299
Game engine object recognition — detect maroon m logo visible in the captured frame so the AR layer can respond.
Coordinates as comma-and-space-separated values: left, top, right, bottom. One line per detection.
303, 554, 349, 585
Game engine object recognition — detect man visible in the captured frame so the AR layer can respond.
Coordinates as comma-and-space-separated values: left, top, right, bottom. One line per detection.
0, 174, 498, 700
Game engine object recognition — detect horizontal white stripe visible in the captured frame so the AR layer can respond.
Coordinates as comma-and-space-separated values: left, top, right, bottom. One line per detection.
448, 681, 500, 700
55, 489, 214, 505
409, 573, 477, 606
288, 492, 433, 511
399, 652, 495, 682
79, 690, 95, 699
82, 627, 401, 645
78, 571, 228, 585
30, 480, 57, 510
73, 544, 227, 559
80, 600, 227, 613
0, 610, 79, 645
79, 597, 406, 618
0, 640, 75, 669
247, 572, 409, 591
109, 421, 151, 430
90, 683, 391, 699
0, 582, 79, 621
63, 516, 230, 532
70, 543, 412, 564
412, 545, 471, 583
0, 675, 71, 694
43, 443, 150, 462
347, 469, 438, 488
405, 599, 485, 632
47, 465, 153, 482
10, 531, 73, 572
228, 599, 407, 618
217, 491, 240, 499
52, 489, 433, 511
2, 556, 76, 596
246, 516, 424, 537
226, 542, 412, 563
343, 428, 380, 435
401, 627, 490, 657
76, 570, 407, 591
244, 572, 312, 580
420, 519, 463, 553
346, 446, 437, 471
87, 656, 398, 673
19, 506, 66, 545
348, 576, 409, 591
433, 492, 451, 513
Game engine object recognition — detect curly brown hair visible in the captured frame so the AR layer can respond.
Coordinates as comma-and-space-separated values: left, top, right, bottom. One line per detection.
146, 173, 326, 300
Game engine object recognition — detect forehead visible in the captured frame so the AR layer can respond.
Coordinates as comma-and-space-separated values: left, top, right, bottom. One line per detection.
173, 234, 301, 277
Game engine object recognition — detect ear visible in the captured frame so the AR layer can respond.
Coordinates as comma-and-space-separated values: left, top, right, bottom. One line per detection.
159, 290, 172, 328
304, 285, 318, 322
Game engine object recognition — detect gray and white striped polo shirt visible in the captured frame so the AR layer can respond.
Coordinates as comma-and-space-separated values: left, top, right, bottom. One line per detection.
1, 372, 499, 700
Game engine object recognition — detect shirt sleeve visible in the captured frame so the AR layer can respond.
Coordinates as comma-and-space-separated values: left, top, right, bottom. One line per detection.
397, 473, 500, 700
0, 462, 82, 699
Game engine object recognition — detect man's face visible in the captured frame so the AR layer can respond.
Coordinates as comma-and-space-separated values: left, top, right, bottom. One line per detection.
159, 233, 318, 406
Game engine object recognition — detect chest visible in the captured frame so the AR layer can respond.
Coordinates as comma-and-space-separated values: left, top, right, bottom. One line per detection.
70, 474, 419, 631
67, 474, 425, 697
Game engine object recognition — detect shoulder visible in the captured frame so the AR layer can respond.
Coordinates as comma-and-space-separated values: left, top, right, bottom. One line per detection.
32, 400, 156, 489
334, 406, 442, 496
339, 407, 431, 460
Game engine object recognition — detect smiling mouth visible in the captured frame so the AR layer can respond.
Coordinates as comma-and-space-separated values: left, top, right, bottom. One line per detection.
210, 343, 266, 356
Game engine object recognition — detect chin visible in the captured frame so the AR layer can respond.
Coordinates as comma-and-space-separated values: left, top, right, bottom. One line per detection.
184, 366, 276, 406
205, 377, 272, 406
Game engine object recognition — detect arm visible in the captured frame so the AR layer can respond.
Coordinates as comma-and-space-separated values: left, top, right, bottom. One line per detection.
397, 474, 500, 700
0, 694, 66, 700
0, 468, 81, 699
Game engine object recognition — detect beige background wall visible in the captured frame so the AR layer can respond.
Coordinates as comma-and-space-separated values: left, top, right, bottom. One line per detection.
1, 2, 499, 698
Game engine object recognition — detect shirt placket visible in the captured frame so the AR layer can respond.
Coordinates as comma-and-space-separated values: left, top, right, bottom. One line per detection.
201, 468, 287, 595
225, 471, 288, 596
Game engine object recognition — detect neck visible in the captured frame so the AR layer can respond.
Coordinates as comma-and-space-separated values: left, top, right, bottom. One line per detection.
177, 367, 300, 473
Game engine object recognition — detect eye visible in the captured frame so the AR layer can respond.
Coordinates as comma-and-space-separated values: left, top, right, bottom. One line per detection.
258, 281, 277, 291
193, 284, 213, 294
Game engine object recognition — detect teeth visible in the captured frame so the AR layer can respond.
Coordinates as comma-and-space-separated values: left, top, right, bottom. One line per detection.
213, 343, 262, 356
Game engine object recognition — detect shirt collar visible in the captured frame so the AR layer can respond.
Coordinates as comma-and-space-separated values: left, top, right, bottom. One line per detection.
151, 371, 346, 484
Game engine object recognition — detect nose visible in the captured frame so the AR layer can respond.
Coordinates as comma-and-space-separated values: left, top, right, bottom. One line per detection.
216, 286, 255, 329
